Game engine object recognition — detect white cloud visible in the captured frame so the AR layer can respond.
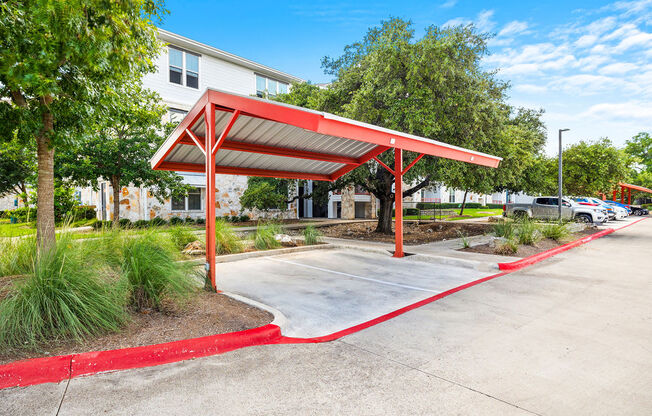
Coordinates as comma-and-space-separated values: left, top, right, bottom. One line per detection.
580, 101, 652, 121
497, 20, 529, 37
575, 34, 599, 48
599, 62, 639, 74
440, 0, 457, 8
514, 84, 548, 94
476, 10, 496, 32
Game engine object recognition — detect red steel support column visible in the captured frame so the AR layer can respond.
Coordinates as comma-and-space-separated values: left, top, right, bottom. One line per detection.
613, 189, 617, 201
394, 148, 403, 258
620, 185, 625, 203
205, 104, 217, 291
628, 188, 631, 205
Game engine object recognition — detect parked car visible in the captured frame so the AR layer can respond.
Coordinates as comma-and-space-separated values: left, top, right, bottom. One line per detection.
603, 200, 632, 214
604, 200, 649, 216
574, 197, 619, 220
504, 197, 607, 223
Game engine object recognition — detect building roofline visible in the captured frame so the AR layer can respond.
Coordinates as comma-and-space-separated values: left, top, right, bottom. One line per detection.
157, 28, 305, 84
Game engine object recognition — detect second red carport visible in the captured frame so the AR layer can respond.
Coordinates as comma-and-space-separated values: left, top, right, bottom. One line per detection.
151, 88, 502, 290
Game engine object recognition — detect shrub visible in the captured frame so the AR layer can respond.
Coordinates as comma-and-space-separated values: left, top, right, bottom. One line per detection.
150, 217, 167, 227
92, 220, 113, 230
303, 225, 321, 245
0, 234, 127, 350
253, 222, 282, 250
184, 217, 195, 225
516, 218, 542, 245
239, 214, 250, 222
541, 222, 570, 241
168, 226, 197, 251
215, 219, 243, 254
169, 216, 184, 226
118, 218, 132, 228
72, 205, 97, 220
195, 218, 206, 225
5, 207, 37, 223
493, 220, 515, 239
494, 238, 518, 255
486, 203, 504, 209
120, 233, 195, 311
133, 219, 149, 229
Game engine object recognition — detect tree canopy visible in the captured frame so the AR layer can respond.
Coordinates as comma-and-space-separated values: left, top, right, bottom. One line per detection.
57, 83, 188, 222
273, 18, 545, 232
0, 0, 165, 248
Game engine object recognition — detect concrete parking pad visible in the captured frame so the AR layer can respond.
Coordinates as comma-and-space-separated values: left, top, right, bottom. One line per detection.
216, 249, 490, 338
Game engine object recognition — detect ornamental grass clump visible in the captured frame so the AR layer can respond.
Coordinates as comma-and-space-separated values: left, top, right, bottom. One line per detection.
120, 232, 196, 311
0, 234, 127, 350
516, 218, 542, 246
303, 225, 322, 245
0, 235, 37, 277
541, 221, 570, 242
215, 218, 243, 254
494, 238, 518, 255
253, 222, 282, 250
493, 219, 515, 239
168, 226, 198, 251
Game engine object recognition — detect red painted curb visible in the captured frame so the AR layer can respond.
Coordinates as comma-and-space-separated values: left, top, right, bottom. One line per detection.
498, 217, 648, 272
276, 271, 509, 344
0, 324, 281, 390
0, 217, 647, 390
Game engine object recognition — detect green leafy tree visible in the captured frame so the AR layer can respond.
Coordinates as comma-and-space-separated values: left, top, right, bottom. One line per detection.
0, 138, 36, 205
442, 108, 548, 214
0, 0, 165, 249
57, 84, 188, 223
240, 177, 333, 213
561, 138, 630, 196
625, 132, 652, 173
276, 19, 512, 233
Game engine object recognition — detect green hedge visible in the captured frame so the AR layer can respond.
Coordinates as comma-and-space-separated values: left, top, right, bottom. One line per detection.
415, 202, 486, 210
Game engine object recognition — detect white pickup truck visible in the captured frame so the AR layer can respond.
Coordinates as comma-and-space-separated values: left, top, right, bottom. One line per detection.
504, 197, 607, 223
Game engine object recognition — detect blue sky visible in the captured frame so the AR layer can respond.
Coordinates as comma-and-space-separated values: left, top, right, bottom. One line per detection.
160, 0, 652, 154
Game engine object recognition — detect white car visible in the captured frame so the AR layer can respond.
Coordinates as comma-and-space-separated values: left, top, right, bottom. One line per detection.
612, 205, 628, 220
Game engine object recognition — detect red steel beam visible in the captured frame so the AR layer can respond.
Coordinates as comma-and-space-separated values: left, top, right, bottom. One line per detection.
394, 148, 404, 258
621, 184, 625, 203
220, 140, 360, 165
402, 153, 424, 175
158, 162, 333, 181
205, 104, 217, 291
212, 110, 240, 155
628, 188, 631, 205
373, 156, 395, 175
185, 129, 206, 156
329, 146, 390, 180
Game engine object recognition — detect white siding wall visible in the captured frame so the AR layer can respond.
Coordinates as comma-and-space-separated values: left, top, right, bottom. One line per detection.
142, 46, 257, 110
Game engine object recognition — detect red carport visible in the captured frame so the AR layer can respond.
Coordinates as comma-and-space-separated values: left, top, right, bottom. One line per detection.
151, 89, 502, 290
611, 182, 652, 205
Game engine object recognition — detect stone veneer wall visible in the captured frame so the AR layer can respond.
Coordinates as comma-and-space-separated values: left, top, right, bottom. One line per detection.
340, 185, 355, 220
101, 174, 297, 222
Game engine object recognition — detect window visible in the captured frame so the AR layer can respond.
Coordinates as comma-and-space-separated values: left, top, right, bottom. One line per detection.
255, 74, 288, 98
449, 192, 455, 203
535, 197, 552, 205
171, 187, 202, 211
168, 108, 188, 125
169, 46, 199, 89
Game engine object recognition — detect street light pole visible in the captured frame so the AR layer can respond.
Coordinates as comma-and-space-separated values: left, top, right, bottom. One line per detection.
558, 128, 570, 220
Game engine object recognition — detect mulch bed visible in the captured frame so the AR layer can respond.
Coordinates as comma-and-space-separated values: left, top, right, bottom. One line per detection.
460, 227, 603, 257
318, 221, 492, 245
0, 291, 273, 365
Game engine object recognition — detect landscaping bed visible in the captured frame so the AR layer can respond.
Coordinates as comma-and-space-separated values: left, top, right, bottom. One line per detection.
0, 291, 272, 365
460, 224, 602, 257
318, 221, 491, 244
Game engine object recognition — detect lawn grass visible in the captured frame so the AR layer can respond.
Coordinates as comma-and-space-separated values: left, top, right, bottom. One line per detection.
0, 218, 99, 238
397, 208, 502, 221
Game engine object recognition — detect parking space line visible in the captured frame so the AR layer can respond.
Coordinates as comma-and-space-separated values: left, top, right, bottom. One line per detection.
266, 257, 441, 293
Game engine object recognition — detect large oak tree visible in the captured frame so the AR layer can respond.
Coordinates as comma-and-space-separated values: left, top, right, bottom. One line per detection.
0, 0, 165, 249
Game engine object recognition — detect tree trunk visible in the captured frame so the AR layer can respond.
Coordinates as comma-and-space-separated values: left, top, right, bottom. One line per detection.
459, 189, 469, 215
36, 109, 56, 251
375, 195, 394, 234
111, 176, 121, 225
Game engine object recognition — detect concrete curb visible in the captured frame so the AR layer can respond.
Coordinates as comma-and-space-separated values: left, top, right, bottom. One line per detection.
0, 217, 646, 390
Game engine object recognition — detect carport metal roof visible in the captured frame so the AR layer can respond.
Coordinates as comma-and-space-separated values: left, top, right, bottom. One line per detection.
151, 88, 502, 291
612, 182, 652, 205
